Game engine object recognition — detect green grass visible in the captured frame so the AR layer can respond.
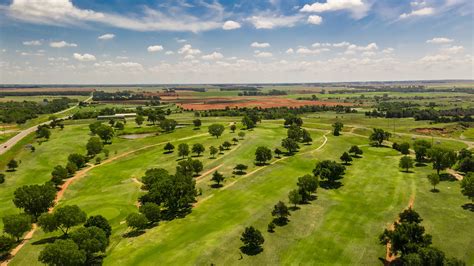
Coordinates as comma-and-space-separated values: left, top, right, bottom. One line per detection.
4, 113, 473, 265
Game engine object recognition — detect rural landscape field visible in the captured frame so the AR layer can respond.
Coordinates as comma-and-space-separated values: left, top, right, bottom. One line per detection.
1, 0, 473, 265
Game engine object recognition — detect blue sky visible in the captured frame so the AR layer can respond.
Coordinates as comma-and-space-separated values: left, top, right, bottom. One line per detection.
0, 0, 472, 84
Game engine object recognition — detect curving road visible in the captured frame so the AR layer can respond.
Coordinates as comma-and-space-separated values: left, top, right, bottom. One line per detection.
0, 95, 92, 156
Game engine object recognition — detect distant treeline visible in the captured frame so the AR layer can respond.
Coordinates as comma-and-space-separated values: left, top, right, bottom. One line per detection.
92, 91, 161, 101
166, 87, 207, 92
197, 105, 355, 120
351, 85, 474, 94
71, 107, 130, 120
238, 89, 287, 96
0, 91, 92, 97
219, 87, 260, 91
0, 98, 77, 124
366, 103, 474, 122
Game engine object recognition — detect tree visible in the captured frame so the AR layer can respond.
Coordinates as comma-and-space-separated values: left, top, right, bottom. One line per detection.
288, 189, 302, 207
176, 158, 195, 177
428, 147, 457, 175
68, 153, 87, 168
160, 119, 177, 132
192, 143, 205, 156
7, 159, 18, 171
274, 148, 283, 158
255, 146, 272, 165
230, 124, 237, 133
192, 119, 201, 129
139, 202, 161, 224
178, 143, 190, 159
267, 222, 275, 233
13, 184, 56, 220
458, 148, 472, 161
458, 157, 474, 173
0, 235, 15, 257
38, 239, 86, 266
232, 137, 239, 145
0, 173, 5, 184
399, 156, 414, 172
413, 140, 432, 162
281, 138, 299, 154
164, 142, 174, 153
2, 214, 32, 241
89, 121, 102, 135
36, 125, 51, 140
340, 152, 353, 165
126, 213, 148, 231
271, 201, 290, 224
211, 171, 225, 186
208, 124, 225, 138
233, 164, 248, 175
427, 174, 440, 191
238, 131, 245, 139
369, 128, 391, 146
332, 122, 344, 136
399, 142, 410, 155
242, 115, 255, 130
297, 174, 319, 202
51, 165, 68, 186
96, 124, 114, 144
460, 173, 474, 202
240, 226, 264, 255
313, 160, 345, 186
38, 205, 87, 235
349, 145, 363, 157
135, 115, 144, 126
70, 226, 108, 259
114, 121, 124, 130
209, 146, 218, 158
86, 137, 103, 157
84, 215, 111, 238
287, 125, 302, 141
191, 159, 203, 176
66, 161, 78, 175
301, 129, 312, 144
222, 141, 232, 150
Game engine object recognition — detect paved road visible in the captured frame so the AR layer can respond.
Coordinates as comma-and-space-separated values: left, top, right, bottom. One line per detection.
0, 95, 92, 155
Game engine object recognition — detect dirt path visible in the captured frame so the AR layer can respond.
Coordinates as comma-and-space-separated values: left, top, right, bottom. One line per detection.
2, 132, 209, 265
385, 194, 416, 263
196, 164, 223, 183
446, 169, 464, 181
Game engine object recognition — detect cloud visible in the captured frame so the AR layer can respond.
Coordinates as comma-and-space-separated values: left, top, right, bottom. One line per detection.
399, 7, 434, 19
307, 15, 323, 25
254, 51, 273, 58
202, 52, 224, 60
296, 47, 329, 54
300, 0, 370, 19
116, 56, 128, 60
23, 40, 42, 46
5, 0, 224, 33
382, 48, 394, 54
441, 45, 464, 54
50, 41, 77, 48
184, 54, 195, 60
98, 33, 115, 40
176, 39, 187, 43
247, 13, 303, 29
165, 51, 175, 55
286, 48, 294, 54
251, 42, 271, 48
73, 53, 96, 61
426, 37, 453, 44
178, 44, 201, 55
147, 45, 164, 52
332, 41, 350, 47
222, 20, 241, 30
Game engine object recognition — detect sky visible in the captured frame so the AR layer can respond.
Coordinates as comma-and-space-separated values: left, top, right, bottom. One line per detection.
0, 0, 472, 84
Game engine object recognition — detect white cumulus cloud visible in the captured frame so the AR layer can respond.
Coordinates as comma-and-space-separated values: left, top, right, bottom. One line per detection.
400, 7, 434, 19
147, 45, 164, 52
300, 0, 370, 19
50, 41, 77, 48
307, 15, 323, 25
426, 37, 454, 44
23, 40, 42, 46
247, 13, 303, 29
202, 52, 224, 60
222, 20, 241, 30
178, 44, 201, 55
73, 53, 96, 61
98, 33, 115, 40
254, 51, 273, 58
251, 42, 271, 48
286, 48, 294, 54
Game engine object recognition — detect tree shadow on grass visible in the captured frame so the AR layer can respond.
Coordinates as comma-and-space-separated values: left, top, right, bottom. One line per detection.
272, 218, 289, 226
461, 203, 474, 212
320, 181, 343, 190
163, 151, 173, 154
160, 208, 192, 221
32, 235, 62, 245
240, 246, 263, 256
400, 170, 414, 173
289, 206, 300, 211
440, 173, 457, 182
415, 162, 427, 167
210, 183, 223, 189
123, 230, 145, 238
430, 188, 440, 193
351, 155, 362, 159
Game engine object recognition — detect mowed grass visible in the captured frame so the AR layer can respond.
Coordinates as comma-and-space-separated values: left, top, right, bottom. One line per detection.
6, 117, 474, 265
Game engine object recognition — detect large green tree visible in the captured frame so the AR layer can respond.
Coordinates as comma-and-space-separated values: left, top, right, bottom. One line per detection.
2, 214, 32, 241
38, 205, 87, 235
86, 137, 103, 157
428, 147, 457, 175
282, 138, 299, 154
255, 146, 272, 165
208, 124, 225, 138
95, 124, 114, 144
240, 226, 264, 255
13, 184, 56, 220
460, 173, 474, 202
70, 226, 108, 259
313, 160, 345, 186
369, 128, 391, 146
38, 239, 86, 266
84, 215, 112, 238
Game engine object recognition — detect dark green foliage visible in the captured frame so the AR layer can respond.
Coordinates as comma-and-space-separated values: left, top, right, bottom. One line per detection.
36, 125, 51, 140
274, 148, 283, 158
399, 142, 410, 155
211, 171, 225, 186
208, 124, 225, 138
66, 161, 78, 175
0, 235, 15, 257
332, 122, 343, 136
176, 158, 202, 177
349, 145, 363, 156
222, 141, 232, 150
0, 98, 75, 124
284, 115, 303, 127
287, 125, 302, 141
13, 184, 56, 219
242, 115, 255, 130
139, 202, 161, 223
70, 226, 108, 258
164, 142, 174, 153
340, 152, 353, 165
370, 128, 391, 146
301, 129, 312, 144
160, 119, 177, 132
271, 201, 290, 225
457, 157, 474, 173
95, 124, 114, 143
238, 131, 245, 139
51, 165, 68, 181
281, 138, 299, 154
428, 147, 457, 175
192, 143, 205, 156
399, 156, 414, 172
233, 164, 248, 175
126, 213, 148, 231
38, 239, 86, 266
413, 140, 432, 161
267, 222, 275, 233
86, 137, 103, 156
288, 189, 303, 207
313, 160, 345, 186
68, 153, 87, 168
178, 143, 189, 158
0, 173, 4, 184
297, 174, 319, 202
427, 174, 440, 191
230, 124, 237, 132
114, 121, 124, 130
209, 146, 218, 158
38, 205, 87, 235
2, 214, 32, 241
255, 146, 272, 165
135, 115, 144, 126
240, 226, 264, 255
84, 215, 112, 238
460, 173, 474, 202
192, 119, 201, 128
89, 121, 102, 135
7, 159, 18, 171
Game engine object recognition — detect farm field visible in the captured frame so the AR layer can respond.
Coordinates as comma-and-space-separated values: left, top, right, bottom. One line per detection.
0, 84, 473, 266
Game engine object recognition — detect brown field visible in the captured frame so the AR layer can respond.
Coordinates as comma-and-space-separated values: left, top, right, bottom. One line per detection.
166, 96, 351, 110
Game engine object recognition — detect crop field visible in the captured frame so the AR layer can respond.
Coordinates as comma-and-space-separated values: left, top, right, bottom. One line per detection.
0, 84, 473, 266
